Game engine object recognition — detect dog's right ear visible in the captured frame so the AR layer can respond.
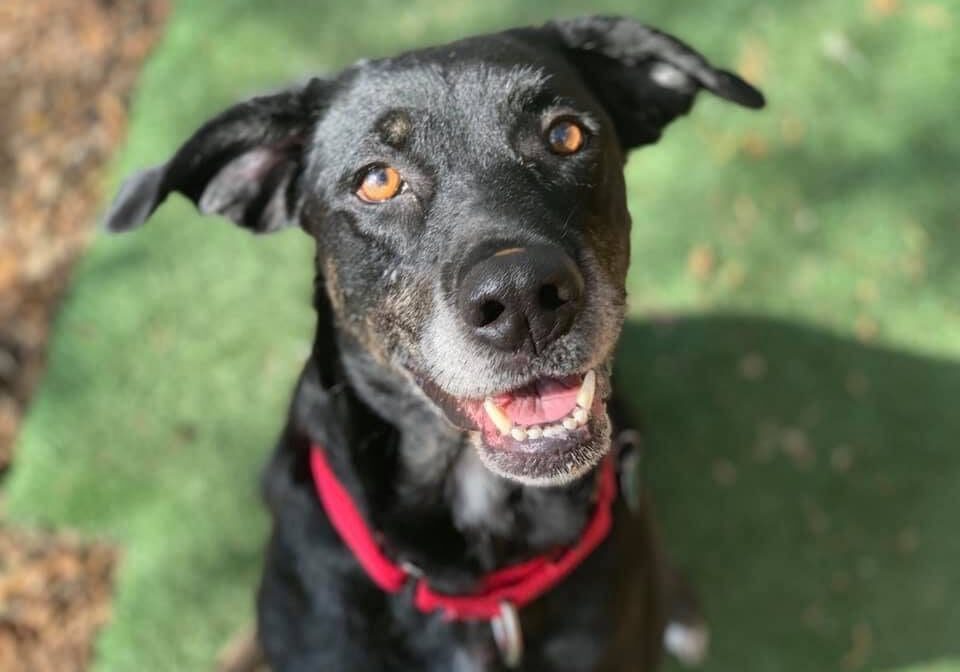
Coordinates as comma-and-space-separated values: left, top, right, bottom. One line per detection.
104, 78, 331, 234
541, 16, 764, 150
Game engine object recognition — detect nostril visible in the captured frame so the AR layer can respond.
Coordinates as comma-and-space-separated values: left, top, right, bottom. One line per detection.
458, 244, 583, 353
538, 283, 568, 311
478, 299, 505, 327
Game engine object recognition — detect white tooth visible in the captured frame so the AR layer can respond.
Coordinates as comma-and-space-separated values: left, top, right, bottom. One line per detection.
573, 407, 589, 425
511, 427, 528, 441
563, 417, 578, 431
543, 425, 564, 438
484, 398, 513, 435
527, 427, 542, 440
577, 370, 596, 409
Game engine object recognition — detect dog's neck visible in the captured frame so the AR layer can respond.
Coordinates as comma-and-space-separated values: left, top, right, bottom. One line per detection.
298, 294, 596, 592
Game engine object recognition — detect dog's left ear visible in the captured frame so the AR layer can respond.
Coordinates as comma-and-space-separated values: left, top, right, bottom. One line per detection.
104, 78, 331, 234
544, 16, 765, 150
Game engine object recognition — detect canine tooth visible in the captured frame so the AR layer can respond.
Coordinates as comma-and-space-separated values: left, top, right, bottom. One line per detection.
562, 417, 578, 431
483, 399, 513, 435
511, 427, 528, 441
527, 427, 542, 440
573, 407, 589, 425
577, 370, 596, 409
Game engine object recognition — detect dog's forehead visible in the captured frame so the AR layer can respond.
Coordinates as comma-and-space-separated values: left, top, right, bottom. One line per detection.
309, 62, 571, 176
327, 62, 554, 134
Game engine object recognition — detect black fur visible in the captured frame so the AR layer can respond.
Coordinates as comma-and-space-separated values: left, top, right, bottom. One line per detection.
106, 16, 763, 671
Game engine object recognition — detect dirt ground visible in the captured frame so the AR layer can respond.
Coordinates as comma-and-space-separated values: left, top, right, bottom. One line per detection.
0, 526, 118, 671
0, 1, 168, 669
0, 0, 168, 470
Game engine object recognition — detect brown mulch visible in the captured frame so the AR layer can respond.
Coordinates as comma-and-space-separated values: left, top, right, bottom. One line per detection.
0, 0, 169, 471
0, 526, 118, 671
0, 1, 169, 670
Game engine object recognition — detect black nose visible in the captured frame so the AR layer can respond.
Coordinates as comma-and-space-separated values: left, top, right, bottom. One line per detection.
458, 245, 584, 354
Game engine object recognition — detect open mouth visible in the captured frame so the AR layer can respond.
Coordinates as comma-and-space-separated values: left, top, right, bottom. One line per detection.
417, 369, 611, 486
477, 370, 597, 444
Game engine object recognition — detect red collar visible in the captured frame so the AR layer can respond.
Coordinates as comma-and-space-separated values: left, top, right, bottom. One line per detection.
309, 445, 617, 621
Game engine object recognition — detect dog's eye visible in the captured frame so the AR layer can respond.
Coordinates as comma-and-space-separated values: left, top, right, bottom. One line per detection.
546, 119, 585, 156
356, 165, 403, 203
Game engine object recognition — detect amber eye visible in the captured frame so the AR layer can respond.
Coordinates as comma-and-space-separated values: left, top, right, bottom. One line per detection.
546, 119, 585, 155
356, 165, 403, 202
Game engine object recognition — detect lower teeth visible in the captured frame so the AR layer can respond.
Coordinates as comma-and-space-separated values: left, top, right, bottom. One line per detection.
483, 372, 595, 442
498, 406, 591, 442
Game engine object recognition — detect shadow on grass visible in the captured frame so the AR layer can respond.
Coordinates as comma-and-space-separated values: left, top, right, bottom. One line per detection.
616, 315, 960, 671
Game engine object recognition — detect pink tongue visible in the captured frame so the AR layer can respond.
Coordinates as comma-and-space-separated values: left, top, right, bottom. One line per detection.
496, 376, 581, 426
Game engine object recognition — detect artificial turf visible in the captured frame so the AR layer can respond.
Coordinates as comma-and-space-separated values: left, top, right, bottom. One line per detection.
5, 1, 958, 670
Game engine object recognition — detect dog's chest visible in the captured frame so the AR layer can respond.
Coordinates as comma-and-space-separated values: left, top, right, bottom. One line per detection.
376, 605, 598, 672
450, 448, 513, 534
448, 447, 590, 547
421, 625, 504, 672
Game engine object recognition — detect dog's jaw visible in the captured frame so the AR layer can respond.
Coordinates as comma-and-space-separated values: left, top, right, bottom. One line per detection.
470, 406, 612, 487
409, 364, 615, 487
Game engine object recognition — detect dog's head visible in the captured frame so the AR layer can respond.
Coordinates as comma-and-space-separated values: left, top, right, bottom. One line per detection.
106, 16, 763, 487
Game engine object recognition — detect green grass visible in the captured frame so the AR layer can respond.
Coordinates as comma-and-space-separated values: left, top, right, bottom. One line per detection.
5, 1, 958, 670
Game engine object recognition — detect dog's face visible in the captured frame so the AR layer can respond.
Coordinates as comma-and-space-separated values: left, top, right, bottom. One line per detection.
106, 17, 762, 486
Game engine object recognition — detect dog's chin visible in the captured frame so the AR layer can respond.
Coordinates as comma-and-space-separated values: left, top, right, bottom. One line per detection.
415, 369, 612, 487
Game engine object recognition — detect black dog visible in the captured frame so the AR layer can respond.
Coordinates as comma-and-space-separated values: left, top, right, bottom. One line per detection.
106, 16, 763, 671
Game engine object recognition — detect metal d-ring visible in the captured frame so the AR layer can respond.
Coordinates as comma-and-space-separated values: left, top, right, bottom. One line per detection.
490, 601, 524, 668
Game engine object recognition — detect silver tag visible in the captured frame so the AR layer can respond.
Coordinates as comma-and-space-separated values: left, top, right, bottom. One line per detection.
490, 601, 523, 668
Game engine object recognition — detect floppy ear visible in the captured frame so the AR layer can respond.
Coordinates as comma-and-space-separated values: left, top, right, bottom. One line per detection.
546, 16, 764, 150
104, 78, 330, 234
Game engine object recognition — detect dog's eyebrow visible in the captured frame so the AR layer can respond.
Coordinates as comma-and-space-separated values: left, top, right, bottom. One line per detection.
502, 69, 555, 114
375, 110, 413, 149
508, 87, 557, 115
